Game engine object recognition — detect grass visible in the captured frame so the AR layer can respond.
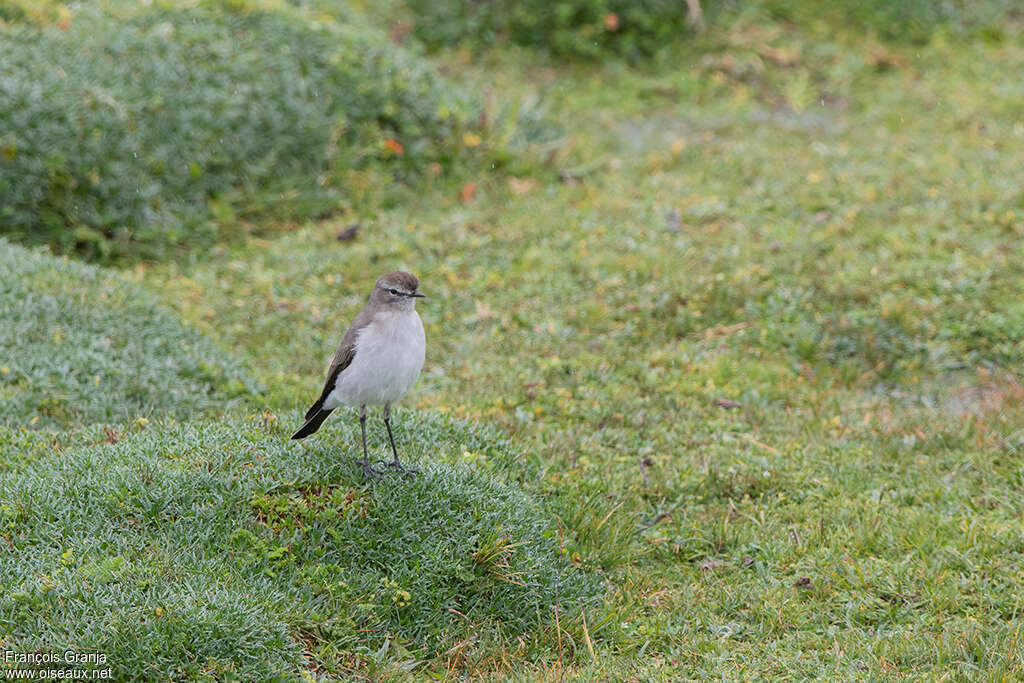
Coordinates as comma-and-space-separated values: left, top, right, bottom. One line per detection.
2, 3, 1023, 679
0, 0, 479, 262
0, 238, 256, 431
0, 413, 603, 679
134, 12, 1024, 679
379, 0, 1018, 58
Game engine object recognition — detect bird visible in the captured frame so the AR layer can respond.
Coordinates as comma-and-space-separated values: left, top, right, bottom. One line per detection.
292, 271, 426, 479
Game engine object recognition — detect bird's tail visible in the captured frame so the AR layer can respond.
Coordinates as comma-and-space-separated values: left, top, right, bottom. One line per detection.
291, 408, 333, 439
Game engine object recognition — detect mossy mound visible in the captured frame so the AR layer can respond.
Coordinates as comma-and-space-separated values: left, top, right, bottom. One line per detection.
0, 239, 256, 430
0, 2, 467, 262
0, 413, 604, 677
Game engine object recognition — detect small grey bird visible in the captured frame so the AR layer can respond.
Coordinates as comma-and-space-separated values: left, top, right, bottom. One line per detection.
292, 271, 426, 479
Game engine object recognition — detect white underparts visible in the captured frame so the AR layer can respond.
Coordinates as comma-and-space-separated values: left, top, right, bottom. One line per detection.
323, 309, 425, 409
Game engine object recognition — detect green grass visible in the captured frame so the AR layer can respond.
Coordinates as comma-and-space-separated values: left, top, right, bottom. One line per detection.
135, 13, 1024, 679
0, 239, 256, 431
0, 0, 477, 262
386, 0, 1017, 58
398, 0, 697, 59
3, 3, 1024, 679
0, 413, 603, 678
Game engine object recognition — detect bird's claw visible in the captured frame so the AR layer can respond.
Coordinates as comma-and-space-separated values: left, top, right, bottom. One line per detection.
358, 459, 383, 481
378, 459, 419, 478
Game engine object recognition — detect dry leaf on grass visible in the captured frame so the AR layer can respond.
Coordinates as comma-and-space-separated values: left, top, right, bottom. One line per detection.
508, 177, 539, 196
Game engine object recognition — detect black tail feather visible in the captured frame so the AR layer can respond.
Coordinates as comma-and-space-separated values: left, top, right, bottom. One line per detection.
292, 408, 333, 439
304, 400, 323, 421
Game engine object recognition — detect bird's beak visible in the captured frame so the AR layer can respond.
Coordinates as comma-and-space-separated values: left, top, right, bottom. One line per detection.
410, 292, 426, 298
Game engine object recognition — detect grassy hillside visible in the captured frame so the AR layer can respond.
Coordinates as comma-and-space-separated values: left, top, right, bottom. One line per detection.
0, 1, 478, 262
0, 239, 255, 431
0, 413, 603, 678
2, 0, 1022, 678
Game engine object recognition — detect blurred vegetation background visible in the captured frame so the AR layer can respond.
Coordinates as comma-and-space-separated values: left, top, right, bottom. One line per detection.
1, 0, 1017, 262
1, 0, 1023, 679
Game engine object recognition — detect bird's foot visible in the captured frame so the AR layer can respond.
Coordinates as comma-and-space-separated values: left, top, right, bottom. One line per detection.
357, 457, 383, 481
378, 458, 419, 478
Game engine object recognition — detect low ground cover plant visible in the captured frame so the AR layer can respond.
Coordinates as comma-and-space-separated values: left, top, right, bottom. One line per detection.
398, 0, 1017, 58
0, 239, 255, 429
1, 0, 1022, 677
0, 1, 469, 262
0, 414, 604, 678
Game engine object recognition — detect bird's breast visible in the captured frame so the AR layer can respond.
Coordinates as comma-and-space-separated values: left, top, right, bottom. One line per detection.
330, 311, 424, 406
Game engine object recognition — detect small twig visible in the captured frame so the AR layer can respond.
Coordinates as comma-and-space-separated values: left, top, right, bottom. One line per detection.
443, 637, 476, 657
555, 517, 564, 678
856, 360, 886, 384
581, 605, 596, 660
595, 502, 623, 531
444, 637, 476, 676
448, 607, 475, 626
695, 321, 753, 340
684, 0, 704, 29
641, 510, 671, 530
738, 433, 780, 454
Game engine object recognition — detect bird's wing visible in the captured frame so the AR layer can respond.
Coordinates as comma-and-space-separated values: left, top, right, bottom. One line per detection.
304, 308, 372, 420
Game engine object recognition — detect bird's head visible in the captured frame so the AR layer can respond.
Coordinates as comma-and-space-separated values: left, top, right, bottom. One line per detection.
371, 271, 424, 310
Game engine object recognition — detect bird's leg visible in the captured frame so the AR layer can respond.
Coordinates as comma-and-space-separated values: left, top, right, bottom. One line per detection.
357, 405, 381, 480
380, 403, 418, 477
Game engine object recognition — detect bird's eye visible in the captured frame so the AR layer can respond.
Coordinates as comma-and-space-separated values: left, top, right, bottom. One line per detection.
388, 288, 399, 296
